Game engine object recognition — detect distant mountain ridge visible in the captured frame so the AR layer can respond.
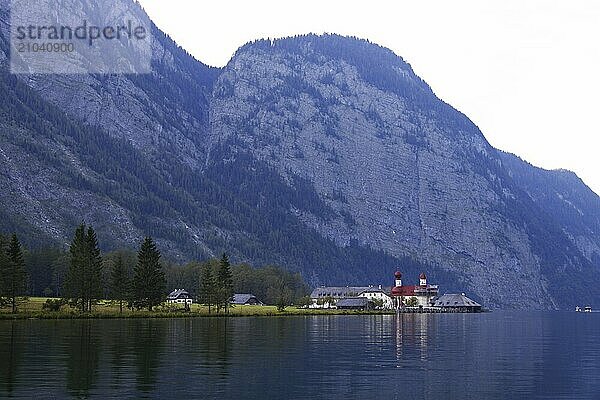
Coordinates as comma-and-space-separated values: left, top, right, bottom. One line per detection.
0, 0, 599, 309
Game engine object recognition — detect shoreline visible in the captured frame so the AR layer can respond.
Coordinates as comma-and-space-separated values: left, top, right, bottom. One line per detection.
0, 309, 398, 320
0, 299, 400, 320
0, 298, 489, 320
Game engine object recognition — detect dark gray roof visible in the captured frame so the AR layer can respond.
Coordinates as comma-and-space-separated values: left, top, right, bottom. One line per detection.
360, 287, 393, 295
433, 293, 481, 308
310, 286, 372, 298
232, 293, 262, 305
336, 297, 370, 307
167, 289, 190, 300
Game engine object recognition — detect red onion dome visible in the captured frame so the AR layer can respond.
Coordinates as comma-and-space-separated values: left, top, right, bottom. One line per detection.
394, 271, 402, 278
419, 272, 426, 279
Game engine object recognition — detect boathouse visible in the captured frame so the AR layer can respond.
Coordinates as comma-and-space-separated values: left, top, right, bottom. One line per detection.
433, 293, 482, 312
336, 297, 373, 310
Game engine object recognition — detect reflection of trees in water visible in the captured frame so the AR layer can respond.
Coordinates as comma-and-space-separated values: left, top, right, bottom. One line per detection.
107, 319, 135, 386
0, 322, 25, 395
198, 318, 231, 371
66, 321, 100, 397
133, 319, 167, 393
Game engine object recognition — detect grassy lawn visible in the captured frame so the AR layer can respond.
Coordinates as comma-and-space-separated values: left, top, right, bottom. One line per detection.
0, 297, 395, 319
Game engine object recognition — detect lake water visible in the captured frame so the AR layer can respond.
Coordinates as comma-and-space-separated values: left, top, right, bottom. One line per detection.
1, 312, 599, 399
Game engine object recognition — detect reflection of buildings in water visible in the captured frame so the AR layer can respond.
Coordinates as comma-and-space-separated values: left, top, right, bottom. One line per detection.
361, 315, 393, 340
394, 313, 434, 364
395, 313, 403, 361
417, 314, 429, 360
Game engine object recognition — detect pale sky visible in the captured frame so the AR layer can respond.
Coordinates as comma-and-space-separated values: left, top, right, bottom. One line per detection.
138, 0, 600, 195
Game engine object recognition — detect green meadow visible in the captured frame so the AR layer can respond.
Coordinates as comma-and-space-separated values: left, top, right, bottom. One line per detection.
0, 297, 395, 319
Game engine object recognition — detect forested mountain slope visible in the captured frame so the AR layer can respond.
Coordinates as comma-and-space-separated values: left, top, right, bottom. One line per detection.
0, 1, 598, 308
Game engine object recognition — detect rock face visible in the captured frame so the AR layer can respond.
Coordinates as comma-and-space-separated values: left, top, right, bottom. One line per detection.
0, 2, 599, 308
209, 37, 600, 309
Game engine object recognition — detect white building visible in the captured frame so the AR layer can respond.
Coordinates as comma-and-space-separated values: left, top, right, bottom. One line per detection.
358, 286, 394, 309
167, 289, 193, 305
310, 285, 394, 309
310, 286, 371, 308
391, 272, 439, 308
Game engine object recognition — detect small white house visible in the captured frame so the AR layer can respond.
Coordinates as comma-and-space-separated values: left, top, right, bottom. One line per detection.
167, 289, 193, 305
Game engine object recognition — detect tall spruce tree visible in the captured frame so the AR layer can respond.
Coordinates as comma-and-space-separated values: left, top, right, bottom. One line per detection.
216, 253, 233, 313
85, 227, 103, 312
0, 236, 8, 308
133, 237, 166, 311
65, 224, 86, 311
198, 263, 215, 314
110, 254, 130, 314
65, 224, 103, 312
0, 234, 28, 313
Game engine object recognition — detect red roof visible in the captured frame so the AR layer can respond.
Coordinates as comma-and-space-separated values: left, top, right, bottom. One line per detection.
391, 285, 416, 297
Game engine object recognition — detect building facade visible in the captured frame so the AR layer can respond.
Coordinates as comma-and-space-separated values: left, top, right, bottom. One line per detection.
167, 289, 193, 305
358, 287, 394, 309
390, 272, 439, 309
432, 293, 482, 312
310, 286, 394, 309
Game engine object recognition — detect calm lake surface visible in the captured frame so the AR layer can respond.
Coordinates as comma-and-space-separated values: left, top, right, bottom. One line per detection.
1, 312, 599, 399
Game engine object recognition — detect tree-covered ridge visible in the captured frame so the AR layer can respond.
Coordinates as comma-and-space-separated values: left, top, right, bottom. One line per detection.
0, 64, 441, 288
233, 33, 481, 135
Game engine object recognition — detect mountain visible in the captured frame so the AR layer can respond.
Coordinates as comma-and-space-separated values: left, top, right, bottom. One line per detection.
0, 1, 599, 309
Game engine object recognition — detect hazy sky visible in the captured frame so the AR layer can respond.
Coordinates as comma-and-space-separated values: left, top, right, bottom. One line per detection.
138, 0, 600, 195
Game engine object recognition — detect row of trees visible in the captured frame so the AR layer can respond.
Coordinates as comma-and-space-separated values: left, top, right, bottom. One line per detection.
1, 225, 310, 314
198, 254, 233, 313
63, 224, 166, 312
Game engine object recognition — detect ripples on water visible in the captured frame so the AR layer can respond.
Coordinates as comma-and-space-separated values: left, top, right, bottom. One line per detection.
1, 312, 599, 399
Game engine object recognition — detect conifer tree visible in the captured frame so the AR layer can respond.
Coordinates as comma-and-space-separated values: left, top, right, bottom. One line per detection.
216, 253, 233, 313
65, 224, 103, 312
110, 254, 130, 314
85, 226, 103, 312
133, 237, 166, 311
198, 263, 215, 314
0, 234, 28, 313
0, 235, 8, 307
65, 224, 87, 311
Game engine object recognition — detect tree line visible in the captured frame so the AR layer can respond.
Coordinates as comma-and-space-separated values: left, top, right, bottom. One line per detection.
0, 225, 309, 313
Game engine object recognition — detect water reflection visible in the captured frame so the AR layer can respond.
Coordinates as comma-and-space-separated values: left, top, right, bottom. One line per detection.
394, 313, 436, 364
132, 319, 166, 393
0, 322, 25, 395
0, 313, 599, 399
66, 321, 100, 397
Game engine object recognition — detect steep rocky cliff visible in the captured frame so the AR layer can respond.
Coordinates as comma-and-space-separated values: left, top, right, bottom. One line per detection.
209, 36, 600, 308
0, 1, 598, 308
